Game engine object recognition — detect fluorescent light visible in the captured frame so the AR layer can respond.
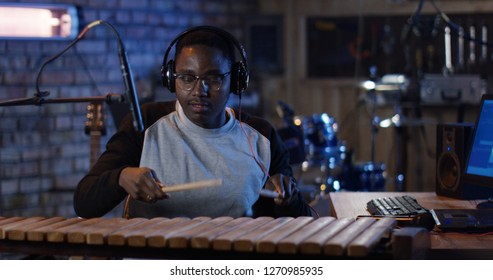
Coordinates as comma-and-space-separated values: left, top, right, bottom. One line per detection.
0, 3, 78, 39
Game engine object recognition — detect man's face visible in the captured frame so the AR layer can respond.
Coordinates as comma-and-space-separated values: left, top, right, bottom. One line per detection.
174, 45, 232, 128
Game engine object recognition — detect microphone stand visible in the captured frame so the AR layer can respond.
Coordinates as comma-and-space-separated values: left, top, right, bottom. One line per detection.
0, 93, 124, 107
6, 19, 144, 132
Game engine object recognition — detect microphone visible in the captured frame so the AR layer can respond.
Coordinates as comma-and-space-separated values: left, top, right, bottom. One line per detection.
118, 44, 144, 132
92, 20, 144, 132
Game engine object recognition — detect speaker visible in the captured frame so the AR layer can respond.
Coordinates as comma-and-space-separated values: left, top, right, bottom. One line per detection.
161, 26, 249, 96
436, 123, 474, 199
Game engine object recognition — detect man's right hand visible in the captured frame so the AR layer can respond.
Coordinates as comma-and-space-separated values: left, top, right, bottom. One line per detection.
119, 167, 169, 203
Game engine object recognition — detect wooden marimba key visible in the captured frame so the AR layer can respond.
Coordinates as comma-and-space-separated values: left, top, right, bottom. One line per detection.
0, 215, 399, 259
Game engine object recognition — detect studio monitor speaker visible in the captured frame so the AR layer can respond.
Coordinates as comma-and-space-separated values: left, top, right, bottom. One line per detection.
436, 123, 474, 199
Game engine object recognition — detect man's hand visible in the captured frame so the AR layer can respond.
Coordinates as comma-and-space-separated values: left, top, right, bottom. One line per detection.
263, 173, 297, 205
119, 167, 169, 203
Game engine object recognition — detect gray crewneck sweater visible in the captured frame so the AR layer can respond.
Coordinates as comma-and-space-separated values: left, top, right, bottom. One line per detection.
128, 101, 270, 218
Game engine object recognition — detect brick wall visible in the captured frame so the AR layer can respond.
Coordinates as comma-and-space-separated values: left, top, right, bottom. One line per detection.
0, 0, 258, 217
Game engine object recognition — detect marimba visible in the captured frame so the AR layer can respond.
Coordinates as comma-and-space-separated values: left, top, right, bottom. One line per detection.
0, 216, 428, 259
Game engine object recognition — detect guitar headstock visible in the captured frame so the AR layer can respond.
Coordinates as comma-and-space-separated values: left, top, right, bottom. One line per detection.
85, 101, 106, 136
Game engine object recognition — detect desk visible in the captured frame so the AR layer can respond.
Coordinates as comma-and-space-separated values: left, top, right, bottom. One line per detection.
329, 192, 493, 259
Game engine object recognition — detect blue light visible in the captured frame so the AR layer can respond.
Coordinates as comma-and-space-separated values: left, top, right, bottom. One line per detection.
333, 180, 341, 191
321, 113, 330, 124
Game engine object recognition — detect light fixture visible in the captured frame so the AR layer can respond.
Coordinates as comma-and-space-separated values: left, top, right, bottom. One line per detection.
0, 3, 78, 39
361, 74, 409, 92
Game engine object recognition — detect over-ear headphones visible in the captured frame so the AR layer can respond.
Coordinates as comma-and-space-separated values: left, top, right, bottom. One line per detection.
161, 25, 249, 96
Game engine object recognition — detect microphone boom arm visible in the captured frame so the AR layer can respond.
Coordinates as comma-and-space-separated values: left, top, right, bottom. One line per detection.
32, 19, 144, 132
0, 93, 124, 107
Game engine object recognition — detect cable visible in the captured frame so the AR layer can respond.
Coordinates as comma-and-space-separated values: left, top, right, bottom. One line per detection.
401, 0, 424, 42
429, 0, 492, 48
35, 20, 103, 97
237, 96, 270, 179
34, 37, 80, 98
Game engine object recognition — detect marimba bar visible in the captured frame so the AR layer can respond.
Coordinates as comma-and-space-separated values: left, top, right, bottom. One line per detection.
0, 215, 411, 259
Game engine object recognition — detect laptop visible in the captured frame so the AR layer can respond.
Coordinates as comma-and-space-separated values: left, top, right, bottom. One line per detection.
432, 94, 493, 232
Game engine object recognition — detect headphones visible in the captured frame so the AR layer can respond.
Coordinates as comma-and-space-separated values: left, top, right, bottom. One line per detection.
161, 26, 249, 96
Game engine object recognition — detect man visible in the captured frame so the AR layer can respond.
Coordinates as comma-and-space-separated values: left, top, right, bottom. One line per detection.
74, 26, 312, 219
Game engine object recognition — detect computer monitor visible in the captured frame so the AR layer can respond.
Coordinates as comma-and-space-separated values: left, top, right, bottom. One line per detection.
463, 94, 493, 208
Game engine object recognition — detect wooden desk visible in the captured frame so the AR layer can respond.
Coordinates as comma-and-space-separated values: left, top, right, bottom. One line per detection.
329, 192, 493, 259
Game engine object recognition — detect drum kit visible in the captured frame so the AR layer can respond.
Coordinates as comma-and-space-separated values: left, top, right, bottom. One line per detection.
276, 101, 386, 206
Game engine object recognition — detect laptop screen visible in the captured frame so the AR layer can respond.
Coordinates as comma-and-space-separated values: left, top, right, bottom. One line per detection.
464, 95, 493, 183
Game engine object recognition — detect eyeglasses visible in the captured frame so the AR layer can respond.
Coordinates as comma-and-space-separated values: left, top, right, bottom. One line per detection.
174, 72, 231, 92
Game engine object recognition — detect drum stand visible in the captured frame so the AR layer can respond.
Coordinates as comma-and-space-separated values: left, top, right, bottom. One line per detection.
368, 89, 381, 192
368, 69, 383, 192
368, 87, 407, 192
391, 105, 407, 192
366, 71, 409, 192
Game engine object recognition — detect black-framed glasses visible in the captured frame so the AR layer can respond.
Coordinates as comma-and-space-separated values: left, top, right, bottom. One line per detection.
174, 72, 231, 91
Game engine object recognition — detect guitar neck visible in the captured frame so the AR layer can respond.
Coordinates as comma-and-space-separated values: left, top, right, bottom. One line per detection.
89, 131, 101, 167
85, 101, 105, 168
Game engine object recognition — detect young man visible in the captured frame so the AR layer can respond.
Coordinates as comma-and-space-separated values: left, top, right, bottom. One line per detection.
74, 26, 312, 219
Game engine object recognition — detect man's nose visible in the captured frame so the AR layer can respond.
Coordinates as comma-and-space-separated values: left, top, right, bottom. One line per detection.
192, 79, 208, 96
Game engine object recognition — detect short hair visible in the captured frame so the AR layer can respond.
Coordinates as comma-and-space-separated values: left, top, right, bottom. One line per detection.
175, 29, 236, 65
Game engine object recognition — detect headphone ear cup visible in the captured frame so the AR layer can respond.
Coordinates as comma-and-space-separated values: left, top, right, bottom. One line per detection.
230, 61, 249, 95
162, 60, 176, 93
238, 61, 249, 93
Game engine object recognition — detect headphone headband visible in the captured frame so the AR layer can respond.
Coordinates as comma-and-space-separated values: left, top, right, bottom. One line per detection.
161, 26, 249, 95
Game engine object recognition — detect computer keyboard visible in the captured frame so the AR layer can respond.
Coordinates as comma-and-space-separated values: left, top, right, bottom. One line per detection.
366, 195, 429, 217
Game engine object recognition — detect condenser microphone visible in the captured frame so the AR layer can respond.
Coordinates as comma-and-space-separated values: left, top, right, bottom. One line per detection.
118, 44, 144, 132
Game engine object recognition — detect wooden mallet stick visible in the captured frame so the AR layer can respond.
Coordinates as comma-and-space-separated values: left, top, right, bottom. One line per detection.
160, 179, 223, 193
